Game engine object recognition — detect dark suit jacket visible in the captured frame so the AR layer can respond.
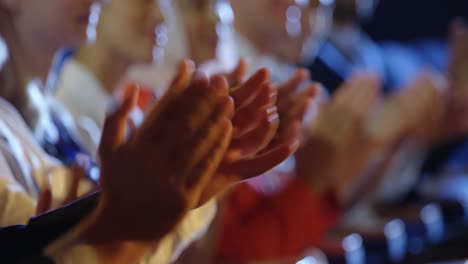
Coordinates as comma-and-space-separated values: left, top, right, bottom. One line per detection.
0, 192, 99, 263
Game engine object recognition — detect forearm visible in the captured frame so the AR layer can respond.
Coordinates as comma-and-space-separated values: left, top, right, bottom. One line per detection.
45, 195, 158, 264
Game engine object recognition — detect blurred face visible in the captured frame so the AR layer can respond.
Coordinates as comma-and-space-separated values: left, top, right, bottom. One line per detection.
13, 0, 94, 48
178, 0, 233, 63
234, 0, 331, 62
97, 0, 165, 63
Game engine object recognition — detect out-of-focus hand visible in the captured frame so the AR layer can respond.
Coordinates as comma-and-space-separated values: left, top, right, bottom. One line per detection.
449, 19, 468, 91
296, 73, 381, 206
368, 72, 446, 144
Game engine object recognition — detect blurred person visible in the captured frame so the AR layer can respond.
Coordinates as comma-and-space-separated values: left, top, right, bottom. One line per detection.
0, 2, 98, 226
0, 67, 239, 263
0, 0, 102, 182
201, 0, 451, 261
417, 20, 468, 196
170, 0, 237, 71
55, 0, 167, 156
230, 0, 333, 81
0, 0, 94, 134
3, 1, 300, 262
213, 70, 447, 262
0, 1, 304, 262
124, 0, 238, 97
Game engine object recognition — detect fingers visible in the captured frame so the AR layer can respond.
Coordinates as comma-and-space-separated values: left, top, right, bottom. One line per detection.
228, 108, 279, 159
231, 84, 273, 137
449, 19, 468, 88
451, 18, 468, 48
182, 95, 233, 173
36, 188, 52, 215
277, 69, 309, 105
211, 76, 235, 118
127, 118, 138, 137
184, 119, 232, 189
278, 69, 309, 94
219, 140, 299, 180
62, 163, 85, 205
99, 86, 138, 158
227, 58, 249, 87
138, 74, 214, 147
282, 120, 302, 145
332, 73, 380, 119
230, 68, 270, 110
231, 105, 265, 139
287, 83, 319, 122
179, 78, 234, 182
144, 60, 195, 123
166, 59, 196, 97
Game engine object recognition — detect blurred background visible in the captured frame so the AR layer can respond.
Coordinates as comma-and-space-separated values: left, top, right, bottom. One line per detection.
2, 0, 468, 263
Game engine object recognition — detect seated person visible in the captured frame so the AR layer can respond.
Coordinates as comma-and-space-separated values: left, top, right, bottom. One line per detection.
213, 70, 447, 262
206, 0, 454, 261
0, 68, 242, 263
0, 0, 93, 140
0, 0, 101, 224
2, 2, 295, 261
54, 0, 167, 155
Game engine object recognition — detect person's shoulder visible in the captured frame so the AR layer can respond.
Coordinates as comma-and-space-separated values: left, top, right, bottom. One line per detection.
55, 59, 100, 100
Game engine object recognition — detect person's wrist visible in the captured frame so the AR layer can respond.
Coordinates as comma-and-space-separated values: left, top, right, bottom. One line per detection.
78, 194, 115, 243
74, 195, 159, 263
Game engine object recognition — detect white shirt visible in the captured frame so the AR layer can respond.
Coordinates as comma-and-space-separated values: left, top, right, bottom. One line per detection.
55, 59, 111, 156
0, 98, 94, 227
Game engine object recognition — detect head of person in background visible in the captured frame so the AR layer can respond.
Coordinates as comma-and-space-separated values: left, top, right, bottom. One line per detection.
231, 0, 334, 64
54, 0, 166, 156
174, 0, 235, 66
0, 0, 94, 134
75, 0, 165, 92
155, 0, 237, 78
0, 0, 94, 84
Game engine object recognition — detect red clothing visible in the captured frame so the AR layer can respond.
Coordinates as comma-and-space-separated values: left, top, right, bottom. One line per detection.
216, 178, 341, 261
119, 82, 157, 110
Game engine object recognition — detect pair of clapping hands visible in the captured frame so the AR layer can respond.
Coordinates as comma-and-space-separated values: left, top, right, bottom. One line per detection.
54, 59, 317, 262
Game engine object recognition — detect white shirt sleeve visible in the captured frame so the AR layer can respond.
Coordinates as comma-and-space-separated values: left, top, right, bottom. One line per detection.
44, 218, 100, 264
143, 200, 217, 264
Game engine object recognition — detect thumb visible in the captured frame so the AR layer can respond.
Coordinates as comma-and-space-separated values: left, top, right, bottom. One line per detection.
99, 85, 138, 158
